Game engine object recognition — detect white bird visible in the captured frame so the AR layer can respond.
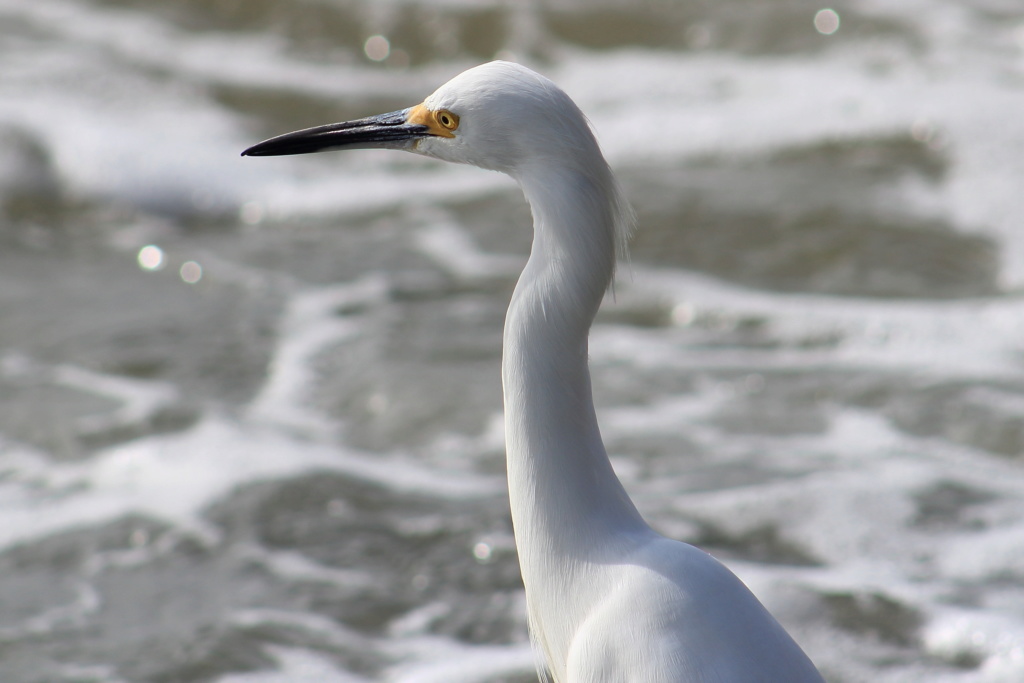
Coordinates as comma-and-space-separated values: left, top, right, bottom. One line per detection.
243, 61, 824, 683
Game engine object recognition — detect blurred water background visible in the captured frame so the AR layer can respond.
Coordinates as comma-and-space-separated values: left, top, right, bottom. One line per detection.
2, 0, 1024, 681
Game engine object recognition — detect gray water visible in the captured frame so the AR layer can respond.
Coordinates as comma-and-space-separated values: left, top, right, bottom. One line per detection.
2, 1, 1024, 681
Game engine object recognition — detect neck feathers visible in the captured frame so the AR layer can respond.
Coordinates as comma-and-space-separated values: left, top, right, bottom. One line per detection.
502, 158, 645, 546
515, 158, 633, 325
502, 158, 646, 675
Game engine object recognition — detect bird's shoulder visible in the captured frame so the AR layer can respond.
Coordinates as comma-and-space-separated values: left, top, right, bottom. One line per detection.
561, 536, 822, 683
608, 535, 760, 617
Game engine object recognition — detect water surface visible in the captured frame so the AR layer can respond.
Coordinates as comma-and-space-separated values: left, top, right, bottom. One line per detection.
2, 1, 1024, 681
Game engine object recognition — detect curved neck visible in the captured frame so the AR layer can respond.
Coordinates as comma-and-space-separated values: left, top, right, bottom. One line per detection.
502, 164, 647, 568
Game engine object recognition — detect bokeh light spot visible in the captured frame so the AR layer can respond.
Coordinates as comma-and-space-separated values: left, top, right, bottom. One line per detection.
814, 9, 840, 35
671, 302, 696, 327
137, 245, 165, 271
180, 260, 202, 284
364, 35, 390, 62
472, 541, 493, 563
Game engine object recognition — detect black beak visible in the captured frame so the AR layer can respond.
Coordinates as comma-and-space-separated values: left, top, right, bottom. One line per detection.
241, 108, 429, 157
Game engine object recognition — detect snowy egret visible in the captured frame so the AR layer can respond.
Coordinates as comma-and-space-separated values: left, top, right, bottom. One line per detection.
243, 61, 824, 683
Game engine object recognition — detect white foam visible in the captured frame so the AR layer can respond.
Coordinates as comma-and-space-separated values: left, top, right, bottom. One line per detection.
239, 547, 378, 591
592, 267, 1024, 380
554, 45, 1024, 286
0, 413, 501, 552
5, 1, 1024, 680
413, 217, 523, 281
925, 609, 1024, 682
216, 646, 369, 683
382, 636, 536, 683
247, 277, 388, 436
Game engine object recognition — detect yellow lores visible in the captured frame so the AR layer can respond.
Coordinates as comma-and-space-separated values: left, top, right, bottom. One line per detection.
407, 103, 460, 137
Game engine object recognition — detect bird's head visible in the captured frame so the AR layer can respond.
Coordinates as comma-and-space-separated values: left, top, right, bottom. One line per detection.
242, 61, 600, 177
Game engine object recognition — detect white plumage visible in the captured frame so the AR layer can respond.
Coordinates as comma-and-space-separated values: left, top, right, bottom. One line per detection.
244, 60, 824, 683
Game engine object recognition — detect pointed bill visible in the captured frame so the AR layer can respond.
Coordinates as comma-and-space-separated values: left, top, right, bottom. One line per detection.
241, 108, 429, 157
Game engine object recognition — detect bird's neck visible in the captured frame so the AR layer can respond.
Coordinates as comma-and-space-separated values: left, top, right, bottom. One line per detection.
502, 163, 648, 568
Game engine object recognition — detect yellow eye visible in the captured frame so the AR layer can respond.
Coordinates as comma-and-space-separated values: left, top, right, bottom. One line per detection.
436, 110, 459, 131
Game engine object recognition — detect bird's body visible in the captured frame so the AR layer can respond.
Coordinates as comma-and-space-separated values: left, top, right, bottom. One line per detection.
244, 61, 824, 683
